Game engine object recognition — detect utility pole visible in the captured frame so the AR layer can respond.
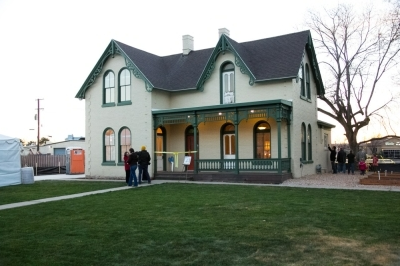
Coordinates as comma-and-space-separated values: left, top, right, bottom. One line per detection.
35, 99, 44, 153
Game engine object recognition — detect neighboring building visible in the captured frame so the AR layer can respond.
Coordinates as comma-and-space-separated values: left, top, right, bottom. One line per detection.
75, 28, 335, 182
360, 136, 400, 159
22, 135, 85, 155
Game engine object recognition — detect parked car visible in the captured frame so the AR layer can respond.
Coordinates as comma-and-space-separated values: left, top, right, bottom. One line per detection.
365, 158, 395, 164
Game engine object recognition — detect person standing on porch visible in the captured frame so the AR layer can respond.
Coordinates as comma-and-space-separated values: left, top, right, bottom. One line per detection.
127, 148, 139, 187
138, 146, 151, 184
328, 144, 337, 174
123, 151, 130, 184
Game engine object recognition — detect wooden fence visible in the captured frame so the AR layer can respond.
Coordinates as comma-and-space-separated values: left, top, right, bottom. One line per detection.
21, 155, 66, 168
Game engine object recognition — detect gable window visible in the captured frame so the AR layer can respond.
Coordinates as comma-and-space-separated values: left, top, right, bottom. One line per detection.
299, 64, 305, 97
104, 71, 115, 104
104, 128, 115, 162
119, 127, 131, 162
221, 62, 235, 104
255, 122, 271, 159
301, 123, 306, 161
305, 64, 311, 99
119, 69, 131, 103
307, 124, 312, 160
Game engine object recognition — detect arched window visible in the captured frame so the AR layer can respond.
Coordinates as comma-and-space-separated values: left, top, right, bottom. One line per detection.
305, 64, 310, 99
104, 71, 115, 104
307, 124, 312, 160
104, 128, 115, 162
221, 62, 235, 104
255, 121, 271, 159
301, 123, 306, 161
119, 69, 131, 102
119, 127, 131, 162
299, 64, 305, 97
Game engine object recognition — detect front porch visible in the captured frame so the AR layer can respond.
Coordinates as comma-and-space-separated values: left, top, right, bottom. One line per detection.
152, 100, 293, 184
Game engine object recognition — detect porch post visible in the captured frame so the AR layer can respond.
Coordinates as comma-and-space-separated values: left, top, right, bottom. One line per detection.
277, 119, 282, 174
235, 110, 239, 174
193, 114, 198, 174
153, 125, 157, 174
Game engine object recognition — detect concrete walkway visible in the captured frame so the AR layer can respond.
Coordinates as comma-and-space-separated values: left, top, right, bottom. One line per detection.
1, 174, 399, 211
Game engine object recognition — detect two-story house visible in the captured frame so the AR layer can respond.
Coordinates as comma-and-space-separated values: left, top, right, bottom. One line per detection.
75, 28, 335, 183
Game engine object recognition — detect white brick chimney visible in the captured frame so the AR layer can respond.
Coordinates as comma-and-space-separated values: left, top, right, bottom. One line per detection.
218, 28, 230, 38
182, 35, 193, 55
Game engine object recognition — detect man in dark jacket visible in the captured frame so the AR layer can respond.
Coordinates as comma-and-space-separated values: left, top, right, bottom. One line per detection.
337, 147, 347, 174
138, 146, 151, 184
127, 148, 139, 187
328, 144, 337, 174
347, 150, 356, 175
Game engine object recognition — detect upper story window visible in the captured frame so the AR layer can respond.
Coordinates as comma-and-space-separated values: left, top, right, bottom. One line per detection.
221, 62, 235, 104
299, 64, 305, 97
119, 69, 131, 103
104, 71, 115, 104
305, 64, 311, 99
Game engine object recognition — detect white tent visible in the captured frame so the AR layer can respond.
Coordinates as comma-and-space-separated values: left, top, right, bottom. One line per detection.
0, 134, 22, 187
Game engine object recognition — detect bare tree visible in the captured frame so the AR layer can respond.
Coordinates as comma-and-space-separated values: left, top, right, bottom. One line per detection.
306, 2, 400, 154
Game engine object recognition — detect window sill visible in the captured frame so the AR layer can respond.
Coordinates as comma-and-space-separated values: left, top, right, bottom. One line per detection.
117, 101, 132, 106
299, 95, 312, 102
102, 103, 116, 108
102, 162, 116, 166
302, 160, 314, 164
117, 162, 125, 166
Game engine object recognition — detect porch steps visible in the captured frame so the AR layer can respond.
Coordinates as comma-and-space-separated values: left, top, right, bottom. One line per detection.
154, 171, 292, 184
359, 173, 400, 186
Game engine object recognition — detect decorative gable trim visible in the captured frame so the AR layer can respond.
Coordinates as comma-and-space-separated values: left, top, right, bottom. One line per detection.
305, 35, 325, 96
75, 40, 153, 99
196, 35, 256, 92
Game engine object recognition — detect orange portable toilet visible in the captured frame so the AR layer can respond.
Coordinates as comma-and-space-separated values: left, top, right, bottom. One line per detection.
66, 147, 85, 175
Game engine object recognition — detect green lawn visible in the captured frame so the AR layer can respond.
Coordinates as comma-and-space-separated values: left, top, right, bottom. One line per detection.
0, 182, 399, 265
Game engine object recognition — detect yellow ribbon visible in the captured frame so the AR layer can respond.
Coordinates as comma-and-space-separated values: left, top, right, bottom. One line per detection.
155, 151, 198, 168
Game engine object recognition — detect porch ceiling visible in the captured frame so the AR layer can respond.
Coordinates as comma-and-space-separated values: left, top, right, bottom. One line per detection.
153, 99, 292, 127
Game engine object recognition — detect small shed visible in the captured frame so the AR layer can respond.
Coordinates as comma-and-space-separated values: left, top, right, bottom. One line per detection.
0, 134, 22, 187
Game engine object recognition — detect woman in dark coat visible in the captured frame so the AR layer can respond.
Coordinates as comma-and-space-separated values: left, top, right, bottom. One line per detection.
123, 151, 130, 184
328, 144, 337, 174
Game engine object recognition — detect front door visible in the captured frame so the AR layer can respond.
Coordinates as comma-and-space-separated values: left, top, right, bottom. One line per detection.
186, 135, 195, 170
223, 134, 235, 169
156, 133, 163, 171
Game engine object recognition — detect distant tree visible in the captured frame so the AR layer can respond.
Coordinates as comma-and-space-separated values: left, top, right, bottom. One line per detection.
20, 139, 26, 146
306, 2, 400, 155
26, 141, 36, 146
39, 137, 50, 145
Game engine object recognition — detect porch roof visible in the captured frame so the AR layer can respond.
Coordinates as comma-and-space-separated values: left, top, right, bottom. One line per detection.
152, 99, 292, 115
152, 100, 292, 127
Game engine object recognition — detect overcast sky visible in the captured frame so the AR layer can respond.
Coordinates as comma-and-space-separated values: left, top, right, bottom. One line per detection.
0, 0, 394, 144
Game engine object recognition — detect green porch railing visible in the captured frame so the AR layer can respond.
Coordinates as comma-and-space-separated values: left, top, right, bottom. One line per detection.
196, 158, 291, 173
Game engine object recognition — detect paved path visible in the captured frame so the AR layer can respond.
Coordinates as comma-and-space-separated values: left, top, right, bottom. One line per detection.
1, 173, 399, 211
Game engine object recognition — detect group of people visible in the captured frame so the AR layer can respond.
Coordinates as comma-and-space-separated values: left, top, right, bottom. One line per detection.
123, 146, 151, 187
328, 145, 379, 175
